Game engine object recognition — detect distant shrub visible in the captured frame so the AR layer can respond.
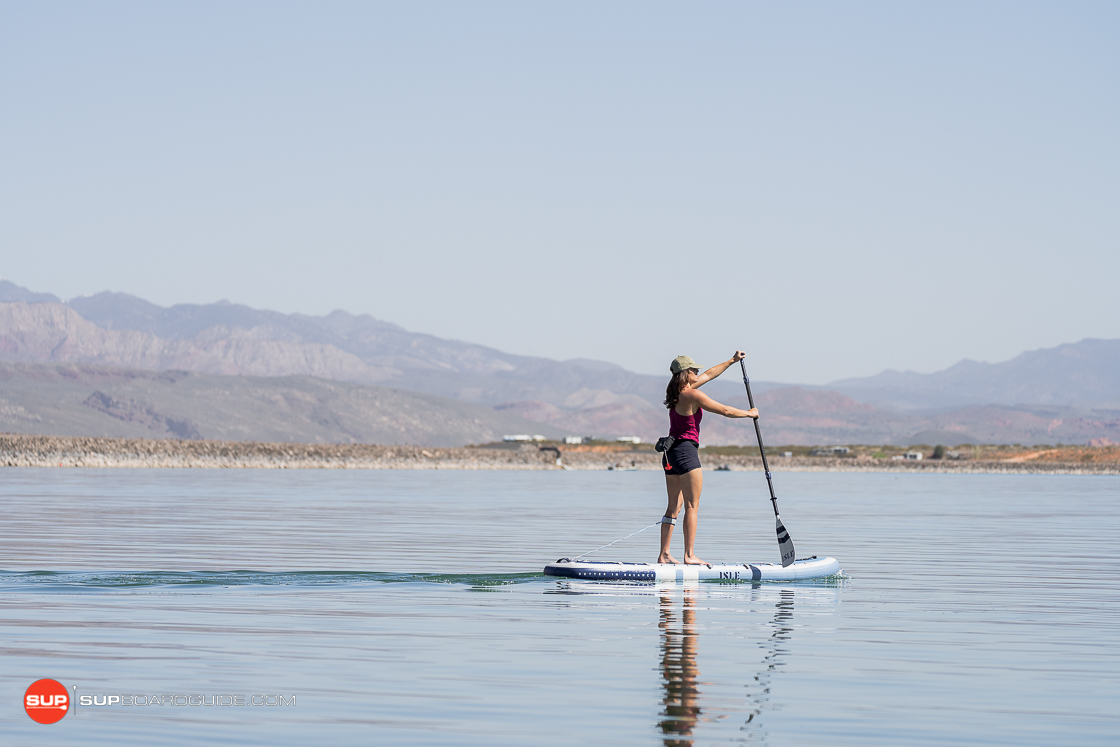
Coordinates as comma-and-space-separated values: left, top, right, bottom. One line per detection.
931, 445, 945, 460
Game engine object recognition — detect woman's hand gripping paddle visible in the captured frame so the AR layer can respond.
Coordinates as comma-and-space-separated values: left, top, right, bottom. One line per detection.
740, 359, 797, 567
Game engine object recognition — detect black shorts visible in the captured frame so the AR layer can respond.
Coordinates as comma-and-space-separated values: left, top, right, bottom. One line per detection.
662, 439, 701, 476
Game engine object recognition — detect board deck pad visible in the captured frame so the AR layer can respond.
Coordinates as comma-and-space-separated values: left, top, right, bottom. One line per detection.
543, 556, 840, 582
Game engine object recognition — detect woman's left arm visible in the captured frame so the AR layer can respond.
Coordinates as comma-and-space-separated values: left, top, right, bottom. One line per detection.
694, 350, 747, 387
689, 389, 759, 419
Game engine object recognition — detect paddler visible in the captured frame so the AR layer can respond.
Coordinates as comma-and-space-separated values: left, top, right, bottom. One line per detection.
659, 352, 759, 565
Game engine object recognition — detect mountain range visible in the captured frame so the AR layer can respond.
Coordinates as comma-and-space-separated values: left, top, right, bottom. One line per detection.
826, 339, 1120, 410
0, 362, 563, 447
1, 279, 1117, 446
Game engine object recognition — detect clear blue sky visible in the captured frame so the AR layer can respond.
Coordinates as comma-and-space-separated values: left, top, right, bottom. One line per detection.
2, 2, 1117, 383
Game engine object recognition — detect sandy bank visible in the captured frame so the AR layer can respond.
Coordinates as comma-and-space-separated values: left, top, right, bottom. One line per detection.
2, 434, 1118, 474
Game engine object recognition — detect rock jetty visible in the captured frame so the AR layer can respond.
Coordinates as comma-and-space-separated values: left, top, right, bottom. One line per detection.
0, 434, 564, 470
2, 434, 1118, 474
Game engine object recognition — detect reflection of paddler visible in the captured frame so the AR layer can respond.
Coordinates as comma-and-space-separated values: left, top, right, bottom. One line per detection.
659, 588, 701, 745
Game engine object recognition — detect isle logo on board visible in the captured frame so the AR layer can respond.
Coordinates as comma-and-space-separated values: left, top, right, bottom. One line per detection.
25, 679, 69, 724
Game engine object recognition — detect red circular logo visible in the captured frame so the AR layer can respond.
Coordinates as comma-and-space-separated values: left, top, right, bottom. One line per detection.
25, 679, 69, 724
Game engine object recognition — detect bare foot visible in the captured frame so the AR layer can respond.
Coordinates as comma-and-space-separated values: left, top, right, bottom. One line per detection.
658, 553, 679, 564
683, 554, 707, 565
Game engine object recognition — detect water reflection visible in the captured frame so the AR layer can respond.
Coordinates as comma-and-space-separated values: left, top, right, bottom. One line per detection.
742, 588, 795, 730
546, 580, 802, 743
658, 587, 703, 744
657, 585, 796, 745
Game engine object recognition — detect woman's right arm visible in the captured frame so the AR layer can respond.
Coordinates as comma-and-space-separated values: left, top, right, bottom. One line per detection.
688, 390, 759, 419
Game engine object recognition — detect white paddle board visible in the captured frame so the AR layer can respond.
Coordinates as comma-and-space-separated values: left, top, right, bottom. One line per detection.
544, 555, 840, 582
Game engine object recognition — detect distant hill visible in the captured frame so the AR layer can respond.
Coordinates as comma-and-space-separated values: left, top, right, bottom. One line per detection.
0, 302, 384, 380
0, 362, 564, 447
494, 387, 1120, 446
62, 288, 765, 402
2, 281, 1118, 446
0, 280, 60, 304
828, 339, 1120, 410
59, 290, 672, 403
0, 282, 767, 431
750, 389, 1120, 446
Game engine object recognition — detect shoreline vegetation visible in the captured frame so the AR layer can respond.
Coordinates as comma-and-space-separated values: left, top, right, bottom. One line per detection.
2, 434, 1118, 474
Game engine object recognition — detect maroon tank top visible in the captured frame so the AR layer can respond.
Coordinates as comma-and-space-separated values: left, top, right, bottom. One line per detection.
669, 406, 702, 443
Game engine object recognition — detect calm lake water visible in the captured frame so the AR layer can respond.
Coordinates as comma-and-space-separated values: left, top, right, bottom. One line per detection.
1, 468, 1118, 745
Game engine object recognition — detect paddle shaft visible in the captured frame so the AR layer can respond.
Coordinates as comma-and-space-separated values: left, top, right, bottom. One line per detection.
740, 359, 780, 518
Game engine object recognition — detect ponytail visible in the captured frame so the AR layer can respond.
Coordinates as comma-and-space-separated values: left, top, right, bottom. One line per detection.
664, 371, 689, 410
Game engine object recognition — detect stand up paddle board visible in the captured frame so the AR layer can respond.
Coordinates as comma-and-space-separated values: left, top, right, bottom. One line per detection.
544, 555, 840, 582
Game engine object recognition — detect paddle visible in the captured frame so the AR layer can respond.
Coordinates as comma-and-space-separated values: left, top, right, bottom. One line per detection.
740, 359, 797, 567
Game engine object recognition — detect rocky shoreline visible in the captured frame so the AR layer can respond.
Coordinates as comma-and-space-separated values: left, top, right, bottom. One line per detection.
2, 434, 1118, 474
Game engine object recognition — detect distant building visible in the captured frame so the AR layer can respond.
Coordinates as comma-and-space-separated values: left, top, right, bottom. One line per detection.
564, 436, 583, 445
504, 434, 547, 442
615, 436, 642, 444
782, 451, 793, 458
904, 451, 923, 460
810, 446, 850, 456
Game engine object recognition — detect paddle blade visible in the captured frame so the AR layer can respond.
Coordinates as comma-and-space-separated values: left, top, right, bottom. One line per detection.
775, 513, 796, 567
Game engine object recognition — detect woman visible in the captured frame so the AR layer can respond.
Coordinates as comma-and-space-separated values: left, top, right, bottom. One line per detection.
659, 352, 759, 565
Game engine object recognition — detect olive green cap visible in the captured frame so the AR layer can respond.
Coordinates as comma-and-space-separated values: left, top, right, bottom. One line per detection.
670, 355, 698, 375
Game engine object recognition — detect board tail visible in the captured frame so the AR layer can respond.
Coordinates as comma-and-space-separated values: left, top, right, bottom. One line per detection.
776, 514, 796, 567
